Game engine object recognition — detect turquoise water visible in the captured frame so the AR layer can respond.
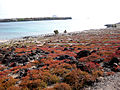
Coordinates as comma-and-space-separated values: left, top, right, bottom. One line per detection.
0, 19, 105, 40
0, 20, 72, 40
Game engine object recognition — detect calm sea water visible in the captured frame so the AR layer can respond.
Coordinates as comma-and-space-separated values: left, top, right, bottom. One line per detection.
0, 19, 105, 40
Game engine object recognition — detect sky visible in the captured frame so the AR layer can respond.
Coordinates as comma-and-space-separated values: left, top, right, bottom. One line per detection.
0, 0, 120, 24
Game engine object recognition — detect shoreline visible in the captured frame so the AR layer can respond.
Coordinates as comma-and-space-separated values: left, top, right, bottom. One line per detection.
0, 28, 104, 42
0, 28, 117, 47
0, 27, 116, 43
0, 17, 72, 22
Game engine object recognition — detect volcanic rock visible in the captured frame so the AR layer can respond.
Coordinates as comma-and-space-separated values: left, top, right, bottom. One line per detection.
92, 58, 104, 63
76, 50, 91, 58
109, 57, 119, 66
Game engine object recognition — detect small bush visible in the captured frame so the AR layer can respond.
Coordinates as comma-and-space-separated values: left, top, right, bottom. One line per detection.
51, 68, 70, 77
64, 30, 67, 33
54, 30, 59, 35
53, 83, 71, 90
49, 75, 60, 84
64, 69, 92, 89
20, 79, 47, 89
0, 77, 18, 89
92, 70, 103, 79
7, 86, 22, 90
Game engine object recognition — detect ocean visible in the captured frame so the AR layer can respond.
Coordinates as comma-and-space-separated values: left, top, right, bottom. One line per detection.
0, 19, 106, 40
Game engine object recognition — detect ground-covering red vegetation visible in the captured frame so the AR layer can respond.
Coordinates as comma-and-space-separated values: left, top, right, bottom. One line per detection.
0, 29, 120, 90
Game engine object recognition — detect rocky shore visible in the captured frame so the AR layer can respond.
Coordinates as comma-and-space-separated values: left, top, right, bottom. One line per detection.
0, 28, 120, 90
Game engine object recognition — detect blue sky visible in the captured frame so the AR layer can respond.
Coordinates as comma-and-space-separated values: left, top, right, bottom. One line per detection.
0, 0, 120, 24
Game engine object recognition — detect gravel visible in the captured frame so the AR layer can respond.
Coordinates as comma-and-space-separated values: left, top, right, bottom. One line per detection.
85, 72, 120, 90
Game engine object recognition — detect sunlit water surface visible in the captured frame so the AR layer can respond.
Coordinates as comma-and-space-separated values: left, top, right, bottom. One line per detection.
0, 19, 106, 40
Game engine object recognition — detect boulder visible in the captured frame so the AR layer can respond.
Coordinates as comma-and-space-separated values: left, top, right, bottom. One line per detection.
91, 50, 97, 53
76, 50, 91, 58
55, 55, 76, 61
109, 57, 119, 66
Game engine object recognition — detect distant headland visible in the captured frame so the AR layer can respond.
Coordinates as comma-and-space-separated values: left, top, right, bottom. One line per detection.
0, 17, 72, 22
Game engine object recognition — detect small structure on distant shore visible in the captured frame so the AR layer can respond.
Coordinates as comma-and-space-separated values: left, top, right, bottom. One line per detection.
105, 22, 120, 28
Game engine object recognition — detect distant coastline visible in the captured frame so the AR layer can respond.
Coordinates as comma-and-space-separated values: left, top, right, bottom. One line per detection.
0, 17, 72, 22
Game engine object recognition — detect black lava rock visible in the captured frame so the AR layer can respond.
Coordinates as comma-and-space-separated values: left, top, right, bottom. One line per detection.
77, 48, 81, 50
68, 60, 78, 64
77, 63, 86, 71
91, 50, 97, 53
1, 59, 7, 64
109, 57, 119, 66
51, 51, 54, 53
92, 58, 104, 63
118, 47, 120, 50
55, 55, 75, 61
9, 62, 17, 67
63, 48, 69, 51
76, 50, 91, 58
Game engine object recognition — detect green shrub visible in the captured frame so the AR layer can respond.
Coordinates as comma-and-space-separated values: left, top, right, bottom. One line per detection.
64, 30, 67, 33
54, 30, 59, 35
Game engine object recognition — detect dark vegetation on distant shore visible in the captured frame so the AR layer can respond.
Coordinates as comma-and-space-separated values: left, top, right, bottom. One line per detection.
0, 29, 120, 90
0, 17, 72, 22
